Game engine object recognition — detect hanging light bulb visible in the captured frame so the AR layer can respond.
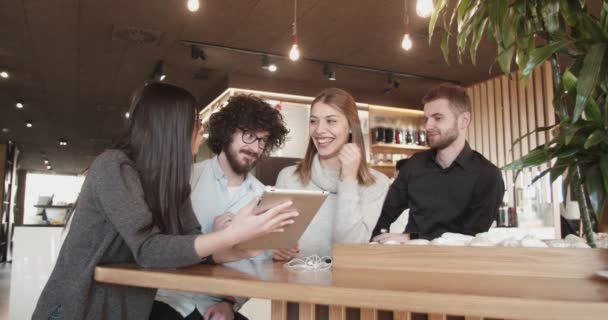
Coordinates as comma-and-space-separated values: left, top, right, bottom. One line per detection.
187, 0, 200, 12
288, 0, 301, 61
289, 44, 300, 61
416, 0, 434, 18
401, 34, 413, 50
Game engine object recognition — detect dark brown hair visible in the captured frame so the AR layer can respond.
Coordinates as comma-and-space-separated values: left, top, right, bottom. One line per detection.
295, 88, 376, 186
206, 94, 289, 157
114, 82, 199, 235
422, 83, 471, 114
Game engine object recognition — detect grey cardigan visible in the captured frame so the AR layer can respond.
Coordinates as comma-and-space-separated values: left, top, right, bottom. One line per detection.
32, 150, 203, 320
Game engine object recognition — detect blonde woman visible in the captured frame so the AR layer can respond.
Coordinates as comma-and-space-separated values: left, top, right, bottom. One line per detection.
274, 88, 389, 259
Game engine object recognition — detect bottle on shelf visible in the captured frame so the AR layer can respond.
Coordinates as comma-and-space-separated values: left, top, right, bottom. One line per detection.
372, 116, 385, 143
384, 118, 395, 144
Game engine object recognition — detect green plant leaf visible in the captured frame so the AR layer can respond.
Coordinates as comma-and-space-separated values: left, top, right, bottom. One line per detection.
541, 0, 561, 33
600, 154, 608, 199
532, 167, 552, 184
457, 0, 475, 31
579, 13, 608, 42
502, 146, 554, 170
584, 130, 608, 149
586, 97, 602, 125
601, 1, 608, 31
512, 124, 558, 148
554, 144, 579, 158
575, 43, 607, 122
470, 17, 489, 65
522, 40, 570, 78
429, 0, 449, 43
488, 0, 508, 43
550, 161, 570, 184
441, 29, 450, 64
586, 165, 607, 222
560, 0, 581, 27
562, 69, 577, 93
496, 46, 515, 74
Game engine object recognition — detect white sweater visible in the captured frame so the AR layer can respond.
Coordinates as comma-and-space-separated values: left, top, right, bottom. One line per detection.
276, 155, 390, 257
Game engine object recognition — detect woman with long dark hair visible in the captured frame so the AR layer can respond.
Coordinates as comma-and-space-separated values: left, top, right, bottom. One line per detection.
33, 83, 296, 320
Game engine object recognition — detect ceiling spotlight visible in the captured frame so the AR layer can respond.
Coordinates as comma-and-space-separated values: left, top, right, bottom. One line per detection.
384, 74, 400, 94
59, 139, 68, 146
1, 128, 9, 133
125, 112, 130, 119
0, 71, 8, 79
16, 99, 24, 109
187, 0, 200, 12
44, 159, 49, 164
151, 60, 166, 82
190, 45, 207, 61
26, 121, 33, 128
323, 64, 336, 81
261, 55, 278, 72
46, 165, 52, 170
289, 44, 300, 61
416, 0, 434, 18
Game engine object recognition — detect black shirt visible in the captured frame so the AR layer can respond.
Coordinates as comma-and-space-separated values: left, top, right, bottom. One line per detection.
371, 143, 505, 240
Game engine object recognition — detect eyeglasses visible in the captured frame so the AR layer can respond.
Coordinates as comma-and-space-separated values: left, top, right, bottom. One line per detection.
241, 129, 270, 149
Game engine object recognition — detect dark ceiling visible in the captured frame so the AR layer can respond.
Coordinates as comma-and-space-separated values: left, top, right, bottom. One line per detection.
0, 0, 507, 175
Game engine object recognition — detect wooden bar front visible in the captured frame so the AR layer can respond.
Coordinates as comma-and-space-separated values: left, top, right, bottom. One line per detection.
94, 244, 608, 320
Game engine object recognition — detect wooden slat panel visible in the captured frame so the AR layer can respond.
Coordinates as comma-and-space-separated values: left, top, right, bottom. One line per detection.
480, 83, 491, 159
502, 76, 515, 206
543, 60, 561, 237
517, 73, 529, 155
393, 311, 411, 320
329, 305, 346, 320
533, 67, 547, 148
271, 300, 287, 320
509, 75, 521, 165
473, 85, 483, 153
464, 317, 483, 320
428, 314, 447, 320
494, 78, 505, 168
526, 77, 538, 149
487, 80, 498, 164
360, 308, 378, 320
299, 303, 315, 320
466, 88, 476, 148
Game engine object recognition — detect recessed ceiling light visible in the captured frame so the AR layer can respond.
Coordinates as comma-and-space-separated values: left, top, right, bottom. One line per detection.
125, 112, 130, 119
26, 122, 33, 128
0, 71, 8, 79
44, 159, 49, 164
16, 99, 24, 109
46, 165, 52, 170
187, 0, 200, 12
1, 128, 9, 133
59, 139, 68, 146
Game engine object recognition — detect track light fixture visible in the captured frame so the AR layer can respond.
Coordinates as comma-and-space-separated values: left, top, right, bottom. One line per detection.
16, 99, 24, 109
151, 60, 166, 81
59, 139, 68, 146
323, 64, 336, 81
261, 55, 278, 72
383, 74, 400, 94
191, 45, 207, 61
0, 71, 8, 79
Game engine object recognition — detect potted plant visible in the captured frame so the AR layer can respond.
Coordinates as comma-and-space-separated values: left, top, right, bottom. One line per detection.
428, 0, 607, 246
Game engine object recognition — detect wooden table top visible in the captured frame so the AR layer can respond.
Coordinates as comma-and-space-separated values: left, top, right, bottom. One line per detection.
95, 259, 608, 320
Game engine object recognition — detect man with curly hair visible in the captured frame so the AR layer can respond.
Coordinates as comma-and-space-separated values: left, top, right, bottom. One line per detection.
153, 95, 289, 320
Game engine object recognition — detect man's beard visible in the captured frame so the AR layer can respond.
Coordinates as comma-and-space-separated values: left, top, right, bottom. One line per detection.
429, 123, 459, 151
225, 146, 260, 175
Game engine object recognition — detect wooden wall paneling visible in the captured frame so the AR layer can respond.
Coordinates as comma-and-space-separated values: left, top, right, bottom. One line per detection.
517, 73, 529, 156
393, 311, 411, 320
509, 75, 521, 166
271, 300, 287, 320
329, 305, 346, 320
494, 78, 505, 169
428, 314, 447, 320
526, 76, 538, 150
299, 303, 316, 320
487, 80, 498, 164
360, 308, 378, 320
473, 85, 483, 153
466, 88, 476, 148
543, 60, 561, 237
502, 76, 515, 206
480, 83, 491, 159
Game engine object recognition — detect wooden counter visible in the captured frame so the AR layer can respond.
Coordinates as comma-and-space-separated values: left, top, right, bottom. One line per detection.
94, 244, 608, 320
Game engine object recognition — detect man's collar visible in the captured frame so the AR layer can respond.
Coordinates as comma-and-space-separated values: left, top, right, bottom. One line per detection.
431, 142, 474, 170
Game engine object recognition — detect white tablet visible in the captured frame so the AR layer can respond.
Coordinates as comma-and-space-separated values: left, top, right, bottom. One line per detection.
235, 187, 329, 250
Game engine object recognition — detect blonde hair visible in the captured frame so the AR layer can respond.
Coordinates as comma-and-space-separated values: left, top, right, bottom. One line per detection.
295, 88, 376, 186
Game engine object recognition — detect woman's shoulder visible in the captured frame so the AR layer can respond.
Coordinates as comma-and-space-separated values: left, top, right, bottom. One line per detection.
89, 149, 136, 177
363, 168, 391, 192
276, 165, 302, 187
369, 168, 390, 184
278, 164, 298, 177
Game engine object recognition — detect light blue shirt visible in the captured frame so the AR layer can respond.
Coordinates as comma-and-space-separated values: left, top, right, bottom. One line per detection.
156, 156, 267, 316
